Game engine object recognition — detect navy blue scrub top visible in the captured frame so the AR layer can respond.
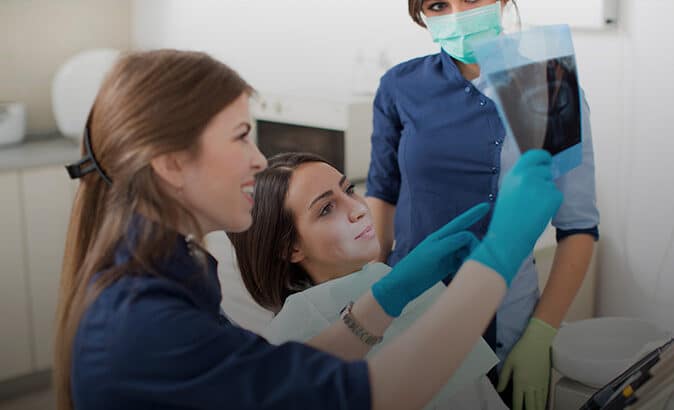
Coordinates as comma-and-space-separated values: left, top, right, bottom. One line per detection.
71, 222, 371, 410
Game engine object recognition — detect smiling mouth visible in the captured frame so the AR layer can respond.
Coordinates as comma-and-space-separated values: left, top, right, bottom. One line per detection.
242, 185, 254, 195
242, 184, 254, 204
355, 225, 374, 240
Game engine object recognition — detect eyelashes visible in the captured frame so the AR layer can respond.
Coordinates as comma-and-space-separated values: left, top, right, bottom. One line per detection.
318, 184, 357, 217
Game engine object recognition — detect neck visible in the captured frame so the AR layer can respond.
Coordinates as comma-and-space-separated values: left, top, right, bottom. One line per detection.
303, 260, 367, 285
455, 60, 481, 81
135, 203, 205, 245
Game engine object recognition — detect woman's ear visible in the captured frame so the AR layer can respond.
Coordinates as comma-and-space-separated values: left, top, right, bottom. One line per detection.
289, 245, 305, 264
151, 152, 188, 190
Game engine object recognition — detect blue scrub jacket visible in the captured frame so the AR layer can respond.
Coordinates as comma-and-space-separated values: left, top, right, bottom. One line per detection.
71, 220, 371, 410
366, 50, 600, 363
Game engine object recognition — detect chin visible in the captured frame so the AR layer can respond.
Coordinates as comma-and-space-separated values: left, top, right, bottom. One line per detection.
365, 240, 381, 261
223, 214, 253, 233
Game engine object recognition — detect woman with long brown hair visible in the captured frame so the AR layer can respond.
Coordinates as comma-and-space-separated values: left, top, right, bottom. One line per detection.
228, 152, 508, 409
55, 49, 562, 410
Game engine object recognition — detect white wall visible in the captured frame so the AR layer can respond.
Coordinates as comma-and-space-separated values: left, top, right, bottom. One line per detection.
132, 0, 674, 332
574, 1, 674, 331
132, 0, 437, 99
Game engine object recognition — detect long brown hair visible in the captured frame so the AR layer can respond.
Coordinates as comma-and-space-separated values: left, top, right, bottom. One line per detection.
228, 152, 330, 313
54, 50, 252, 410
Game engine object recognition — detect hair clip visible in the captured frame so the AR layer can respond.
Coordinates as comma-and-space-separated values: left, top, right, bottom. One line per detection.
64, 126, 112, 186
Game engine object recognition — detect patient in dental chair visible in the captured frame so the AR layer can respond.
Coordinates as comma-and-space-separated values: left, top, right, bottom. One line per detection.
228, 152, 507, 410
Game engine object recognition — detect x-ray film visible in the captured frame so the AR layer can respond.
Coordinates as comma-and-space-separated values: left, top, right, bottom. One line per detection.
473, 25, 583, 178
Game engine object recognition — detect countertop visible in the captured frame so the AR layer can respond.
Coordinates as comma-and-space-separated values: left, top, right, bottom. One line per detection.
0, 134, 81, 172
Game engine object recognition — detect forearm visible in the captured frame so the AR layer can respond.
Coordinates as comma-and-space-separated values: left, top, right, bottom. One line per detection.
534, 234, 595, 328
366, 197, 396, 263
368, 261, 506, 410
307, 291, 393, 361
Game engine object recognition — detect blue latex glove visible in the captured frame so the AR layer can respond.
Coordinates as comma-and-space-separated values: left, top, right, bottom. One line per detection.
372, 202, 490, 317
469, 150, 563, 286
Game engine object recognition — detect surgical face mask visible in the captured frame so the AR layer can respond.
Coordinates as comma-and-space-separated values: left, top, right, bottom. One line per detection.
425, 2, 503, 64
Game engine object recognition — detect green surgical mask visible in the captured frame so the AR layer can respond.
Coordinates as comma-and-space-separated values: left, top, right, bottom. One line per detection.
426, 2, 503, 64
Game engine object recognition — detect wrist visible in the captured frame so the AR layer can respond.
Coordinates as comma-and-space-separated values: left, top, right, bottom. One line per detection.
371, 278, 405, 317
356, 290, 396, 334
469, 240, 517, 287
340, 302, 384, 346
529, 317, 558, 344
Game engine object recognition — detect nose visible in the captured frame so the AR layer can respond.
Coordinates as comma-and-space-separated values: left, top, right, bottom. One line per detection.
348, 198, 367, 223
251, 143, 268, 173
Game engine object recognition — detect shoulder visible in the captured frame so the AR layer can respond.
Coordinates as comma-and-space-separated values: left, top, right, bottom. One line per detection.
364, 262, 393, 275
381, 53, 441, 85
89, 272, 199, 321
74, 271, 225, 361
71, 273, 235, 402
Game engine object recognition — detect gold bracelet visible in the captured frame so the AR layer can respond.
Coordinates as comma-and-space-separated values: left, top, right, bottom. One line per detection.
340, 301, 383, 346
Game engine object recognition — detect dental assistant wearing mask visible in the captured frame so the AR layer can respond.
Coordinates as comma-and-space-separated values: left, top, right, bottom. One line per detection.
366, 1, 600, 409
55, 49, 562, 410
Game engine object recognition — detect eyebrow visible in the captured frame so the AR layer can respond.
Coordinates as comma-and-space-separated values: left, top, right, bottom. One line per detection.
308, 175, 348, 210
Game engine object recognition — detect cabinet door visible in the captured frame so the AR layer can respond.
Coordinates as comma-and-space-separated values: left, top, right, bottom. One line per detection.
21, 166, 76, 371
0, 171, 33, 380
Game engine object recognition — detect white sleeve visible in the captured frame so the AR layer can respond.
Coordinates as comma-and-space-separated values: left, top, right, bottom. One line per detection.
262, 293, 331, 345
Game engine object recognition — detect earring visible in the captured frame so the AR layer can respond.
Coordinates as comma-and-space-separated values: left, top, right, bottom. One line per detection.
185, 233, 206, 266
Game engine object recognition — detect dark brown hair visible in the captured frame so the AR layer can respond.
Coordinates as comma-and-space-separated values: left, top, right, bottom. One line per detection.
228, 152, 331, 313
408, 0, 518, 28
55, 49, 253, 410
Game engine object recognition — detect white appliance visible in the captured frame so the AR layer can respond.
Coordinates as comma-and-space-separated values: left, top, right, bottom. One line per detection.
551, 317, 672, 410
553, 377, 597, 410
0, 102, 26, 147
251, 93, 374, 181
52, 48, 120, 141
517, 0, 618, 30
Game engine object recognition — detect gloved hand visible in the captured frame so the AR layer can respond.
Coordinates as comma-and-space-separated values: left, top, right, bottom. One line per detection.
497, 317, 558, 410
372, 202, 490, 317
468, 150, 563, 286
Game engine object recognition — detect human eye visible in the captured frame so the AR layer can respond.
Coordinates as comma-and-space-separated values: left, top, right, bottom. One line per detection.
237, 130, 250, 142
345, 184, 356, 196
319, 202, 333, 217
426, 2, 448, 12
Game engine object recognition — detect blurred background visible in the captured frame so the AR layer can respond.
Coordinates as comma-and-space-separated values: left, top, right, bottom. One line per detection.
0, 1, 672, 409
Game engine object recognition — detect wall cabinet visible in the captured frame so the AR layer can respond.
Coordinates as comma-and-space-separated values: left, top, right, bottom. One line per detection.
0, 171, 33, 380
0, 166, 76, 381
21, 167, 76, 370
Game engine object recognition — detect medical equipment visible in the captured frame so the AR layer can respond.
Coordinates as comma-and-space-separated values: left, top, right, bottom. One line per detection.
580, 338, 674, 410
553, 318, 673, 390
473, 25, 583, 178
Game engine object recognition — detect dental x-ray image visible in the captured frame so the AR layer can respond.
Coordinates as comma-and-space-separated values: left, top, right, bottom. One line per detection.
488, 55, 581, 156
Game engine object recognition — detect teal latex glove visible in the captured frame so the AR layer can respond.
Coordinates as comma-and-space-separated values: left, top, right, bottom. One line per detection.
469, 150, 563, 286
497, 318, 558, 410
372, 202, 490, 317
